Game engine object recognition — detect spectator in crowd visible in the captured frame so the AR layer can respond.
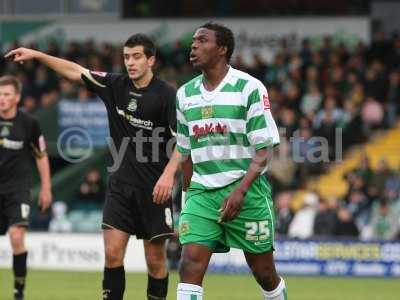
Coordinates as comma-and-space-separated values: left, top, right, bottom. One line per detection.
300, 83, 322, 119
361, 96, 384, 134
341, 99, 364, 148
371, 158, 393, 192
275, 192, 294, 236
49, 202, 72, 233
346, 189, 370, 230
75, 169, 105, 209
387, 70, 399, 127
313, 97, 344, 130
362, 184, 400, 240
313, 197, 338, 237
334, 206, 359, 238
288, 192, 319, 239
352, 153, 374, 186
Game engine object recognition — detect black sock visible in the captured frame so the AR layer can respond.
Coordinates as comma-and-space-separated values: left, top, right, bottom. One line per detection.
147, 273, 168, 300
13, 252, 28, 297
103, 266, 125, 300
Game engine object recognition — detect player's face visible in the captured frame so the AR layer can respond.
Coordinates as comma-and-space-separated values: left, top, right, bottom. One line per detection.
190, 28, 225, 69
123, 46, 155, 81
0, 85, 20, 114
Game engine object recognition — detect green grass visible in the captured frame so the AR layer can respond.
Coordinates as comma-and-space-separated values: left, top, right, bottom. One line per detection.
0, 269, 399, 300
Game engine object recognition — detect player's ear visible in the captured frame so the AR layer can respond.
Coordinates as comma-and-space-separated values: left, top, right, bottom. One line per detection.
148, 56, 156, 68
15, 92, 21, 104
219, 46, 227, 58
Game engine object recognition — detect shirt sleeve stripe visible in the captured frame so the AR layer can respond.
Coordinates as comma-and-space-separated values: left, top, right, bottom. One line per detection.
177, 121, 189, 137
247, 89, 260, 109
246, 115, 267, 133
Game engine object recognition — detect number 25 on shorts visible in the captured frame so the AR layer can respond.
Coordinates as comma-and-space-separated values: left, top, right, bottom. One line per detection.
245, 220, 270, 241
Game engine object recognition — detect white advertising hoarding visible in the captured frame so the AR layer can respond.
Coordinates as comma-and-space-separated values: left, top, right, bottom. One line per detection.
0, 233, 147, 271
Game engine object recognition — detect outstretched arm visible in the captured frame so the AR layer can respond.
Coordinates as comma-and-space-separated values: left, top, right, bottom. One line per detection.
5, 47, 89, 82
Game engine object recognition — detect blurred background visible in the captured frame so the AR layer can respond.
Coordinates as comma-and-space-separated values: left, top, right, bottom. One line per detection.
1, 0, 400, 290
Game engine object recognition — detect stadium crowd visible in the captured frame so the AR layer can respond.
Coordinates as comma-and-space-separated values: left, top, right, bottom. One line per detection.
276, 154, 400, 240
1, 30, 399, 240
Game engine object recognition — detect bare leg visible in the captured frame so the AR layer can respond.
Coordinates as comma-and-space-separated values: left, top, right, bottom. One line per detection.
177, 243, 213, 300
102, 228, 130, 300
143, 239, 169, 299
245, 250, 287, 299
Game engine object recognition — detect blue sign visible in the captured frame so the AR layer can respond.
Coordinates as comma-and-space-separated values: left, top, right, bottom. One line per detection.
58, 99, 109, 148
208, 239, 400, 277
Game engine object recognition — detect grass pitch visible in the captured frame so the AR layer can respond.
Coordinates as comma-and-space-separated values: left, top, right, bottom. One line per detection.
0, 269, 398, 299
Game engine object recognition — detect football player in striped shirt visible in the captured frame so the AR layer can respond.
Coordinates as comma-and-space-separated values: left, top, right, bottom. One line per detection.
176, 23, 287, 300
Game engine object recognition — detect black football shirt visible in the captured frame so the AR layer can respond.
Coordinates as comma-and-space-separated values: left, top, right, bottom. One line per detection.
82, 71, 177, 190
0, 110, 46, 193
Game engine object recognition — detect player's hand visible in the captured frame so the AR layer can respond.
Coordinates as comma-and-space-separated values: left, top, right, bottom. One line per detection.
4, 47, 39, 64
153, 171, 174, 204
39, 188, 53, 213
219, 188, 246, 223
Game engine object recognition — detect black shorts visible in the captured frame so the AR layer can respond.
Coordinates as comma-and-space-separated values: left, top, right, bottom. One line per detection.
0, 191, 32, 235
102, 178, 174, 241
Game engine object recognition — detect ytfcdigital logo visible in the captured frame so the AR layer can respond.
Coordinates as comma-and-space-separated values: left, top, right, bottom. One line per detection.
57, 127, 93, 163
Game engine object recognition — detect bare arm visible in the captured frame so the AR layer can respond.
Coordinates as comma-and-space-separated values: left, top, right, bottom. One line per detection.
153, 148, 182, 204
236, 148, 269, 195
179, 154, 193, 210
35, 154, 53, 212
220, 148, 269, 222
181, 154, 193, 192
5, 47, 89, 82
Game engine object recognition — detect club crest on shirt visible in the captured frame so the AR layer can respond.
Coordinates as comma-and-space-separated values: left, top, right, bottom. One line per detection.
129, 91, 142, 97
0, 126, 10, 137
127, 98, 138, 112
201, 106, 213, 119
179, 222, 190, 235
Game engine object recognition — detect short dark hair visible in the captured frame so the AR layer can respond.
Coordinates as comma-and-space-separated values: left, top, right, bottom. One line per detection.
124, 33, 156, 58
0, 75, 22, 94
199, 22, 235, 62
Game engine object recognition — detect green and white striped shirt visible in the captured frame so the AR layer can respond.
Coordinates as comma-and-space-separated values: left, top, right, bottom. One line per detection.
176, 67, 280, 190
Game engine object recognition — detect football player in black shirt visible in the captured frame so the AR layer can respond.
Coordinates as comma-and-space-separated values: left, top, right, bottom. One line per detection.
0, 75, 52, 300
6, 34, 180, 300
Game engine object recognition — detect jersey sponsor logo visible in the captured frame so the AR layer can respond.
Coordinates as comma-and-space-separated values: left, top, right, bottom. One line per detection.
116, 107, 153, 130
263, 94, 270, 111
38, 135, 46, 152
0, 125, 10, 137
192, 122, 227, 140
185, 102, 200, 108
127, 98, 138, 112
201, 106, 213, 119
0, 138, 24, 150
129, 91, 142, 97
91, 71, 107, 77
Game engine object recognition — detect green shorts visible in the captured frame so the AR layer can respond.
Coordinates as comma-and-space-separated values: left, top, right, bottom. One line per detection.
179, 176, 275, 254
